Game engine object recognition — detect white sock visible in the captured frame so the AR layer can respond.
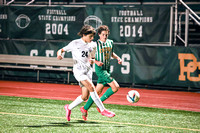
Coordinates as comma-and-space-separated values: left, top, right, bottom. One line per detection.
68, 95, 84, 110
90, 91, 105, 112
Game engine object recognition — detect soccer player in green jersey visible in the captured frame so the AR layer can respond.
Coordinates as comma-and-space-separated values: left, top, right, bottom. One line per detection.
80, 25, 122, 121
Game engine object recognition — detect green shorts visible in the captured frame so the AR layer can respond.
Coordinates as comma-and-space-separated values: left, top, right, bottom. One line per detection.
95, 65, 114, 86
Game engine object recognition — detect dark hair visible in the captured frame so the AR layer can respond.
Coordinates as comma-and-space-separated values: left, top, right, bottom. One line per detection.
78, 25, 96, 37
97, 25, 110, 35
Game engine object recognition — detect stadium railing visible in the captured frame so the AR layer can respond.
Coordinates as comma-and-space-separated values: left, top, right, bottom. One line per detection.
175, 0, 200, 47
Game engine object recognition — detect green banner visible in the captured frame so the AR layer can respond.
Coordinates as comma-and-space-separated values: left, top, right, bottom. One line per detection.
0, 40, 71, 57
0, 5, 170, 43
1, 41, 199, 88
8, 6, 44, 39
0, 6, 8, 38
131, 45, 200, 88
110, 44, 134, 84
7, 6, 87, 40
87, 5, 170, 43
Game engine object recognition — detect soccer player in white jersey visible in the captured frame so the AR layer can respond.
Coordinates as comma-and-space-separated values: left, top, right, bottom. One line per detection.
57, 25, 115, 121
80, 25, 122, 121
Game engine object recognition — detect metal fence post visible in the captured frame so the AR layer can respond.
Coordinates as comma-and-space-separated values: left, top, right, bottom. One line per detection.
174, 0, 178, 45
169, 6, 174, 46
185, 9, 189, 47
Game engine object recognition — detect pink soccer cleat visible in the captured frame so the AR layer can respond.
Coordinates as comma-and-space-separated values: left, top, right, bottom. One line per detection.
97, 107, 115, 116
80, 106, 88, 121
107, 110, 115, 115
64, 104, 71, 121
101, 109, 115, 118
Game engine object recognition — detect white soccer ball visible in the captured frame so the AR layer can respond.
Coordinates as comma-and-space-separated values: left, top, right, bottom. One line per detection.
127, 90, 140, 103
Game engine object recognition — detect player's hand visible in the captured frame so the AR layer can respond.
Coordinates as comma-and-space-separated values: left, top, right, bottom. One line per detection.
57, 49, 63, 60
95, 60, 103, 66
118, 58, 122, 64
57, 55, 63, 60
89, 59, 94, 64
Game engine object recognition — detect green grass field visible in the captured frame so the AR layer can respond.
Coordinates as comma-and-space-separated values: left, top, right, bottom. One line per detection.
0, 95, 199, 133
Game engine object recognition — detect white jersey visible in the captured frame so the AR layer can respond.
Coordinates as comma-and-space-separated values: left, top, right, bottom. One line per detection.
62, 38, 96, 82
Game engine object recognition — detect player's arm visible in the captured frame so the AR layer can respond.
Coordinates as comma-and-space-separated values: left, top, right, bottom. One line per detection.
112, 52, 122, 64
94, 59, 103, 66
90, 46, 96, 60
57, 41, 73, 60
89, 58, 103, 66
89, 46, 103, 66
89, 46, 96, 64
57, 49, 65, 60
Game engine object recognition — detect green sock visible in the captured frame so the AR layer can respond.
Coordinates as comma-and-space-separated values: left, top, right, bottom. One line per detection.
84, 96, 94, 110
100, 87, 114, 102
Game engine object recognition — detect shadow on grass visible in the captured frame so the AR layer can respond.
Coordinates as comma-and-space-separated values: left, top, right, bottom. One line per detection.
15, 120, 126, 128
15, 120, 100, 128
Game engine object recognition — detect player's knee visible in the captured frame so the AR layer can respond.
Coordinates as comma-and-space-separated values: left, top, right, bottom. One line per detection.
87, 84, 95, 92
81, 95, 89, 101
112, 85, 120, 93
97, 90, 102, 95
83, 97, 88, 101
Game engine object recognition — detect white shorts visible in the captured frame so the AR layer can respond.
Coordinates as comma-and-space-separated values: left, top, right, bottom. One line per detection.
73, 64, 93, 87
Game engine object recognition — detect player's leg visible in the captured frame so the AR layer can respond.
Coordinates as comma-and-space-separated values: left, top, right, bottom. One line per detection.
80, 83, 104, 120
95, 80, 119, 113
64, 86, 89, 121
101, 79, 119, 102
81, 86, 90, 101
97, 69, 119, 103
68, 66, 90, 109
83, 83, 104, 110
64, 66, 91, 121
79, 86, 90, 120
80, 79, 105, 111
68, 86, 89, 110
81, 67, 104, 111
96, 83, 105, 95
94, 69, 119, 113
80, 79, 115, 118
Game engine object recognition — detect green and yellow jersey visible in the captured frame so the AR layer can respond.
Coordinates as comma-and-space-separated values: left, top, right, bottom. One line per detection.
95, 39, 114, 70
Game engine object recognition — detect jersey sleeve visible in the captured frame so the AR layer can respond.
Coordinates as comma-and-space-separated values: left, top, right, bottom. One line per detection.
62, 41, 74, 52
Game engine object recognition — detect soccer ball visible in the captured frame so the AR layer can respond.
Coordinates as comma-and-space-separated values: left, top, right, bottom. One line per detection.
127, 90, 140, 103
